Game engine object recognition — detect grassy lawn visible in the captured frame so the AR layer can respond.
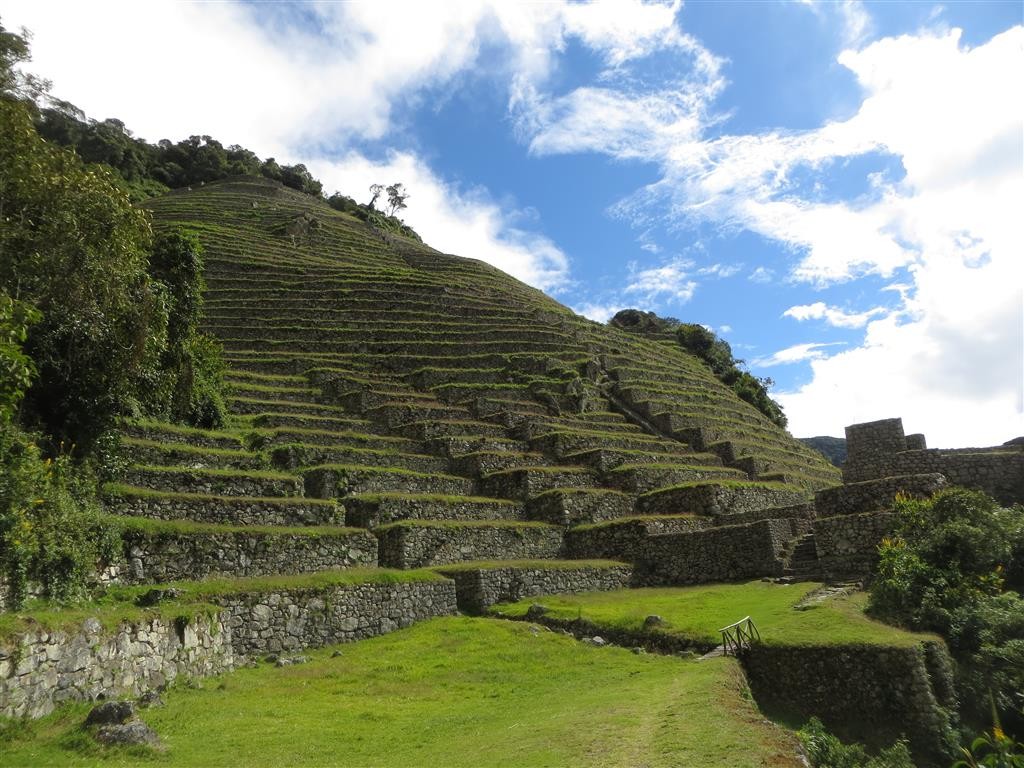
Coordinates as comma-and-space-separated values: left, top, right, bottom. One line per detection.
0, 616, 800, 768
491, 581, 928, 647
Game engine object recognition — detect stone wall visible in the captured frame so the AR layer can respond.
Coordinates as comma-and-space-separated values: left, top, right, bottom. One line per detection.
0, 612, 232, 719
813, 511, 897, 577
842, 418, 1024, 505
376, 523, 564, 568
843, 418, 908, 482
636, 519, 792, 585
563, 517, 709, 561
105, 492, 340, 527
815, 474, 947, 517
638, 483, 808, 517
0, 579, 457, 719
119, 528, 378, 584
435, 564, 634, 613
218, 580, 457, 656
744, 641, 956, 766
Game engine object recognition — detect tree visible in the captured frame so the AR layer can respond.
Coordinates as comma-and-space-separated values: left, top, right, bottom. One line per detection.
1, 96, 164, 450
386, 182, 408, 217
368, 183, 384, 209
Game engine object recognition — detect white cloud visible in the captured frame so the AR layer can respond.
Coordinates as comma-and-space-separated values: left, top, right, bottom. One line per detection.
749, 266, 775, 283
572, 302, 626, 323
698, 263, 741, 278
751, 342, 846, 367
624, 258, 698, 303
308, 151, 570, 292
783, 301, 887, 329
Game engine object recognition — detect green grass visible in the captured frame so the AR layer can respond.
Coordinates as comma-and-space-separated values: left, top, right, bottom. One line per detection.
117, 516, 361, 538
128, 464, 298, 481
0, 617, 801, 768
347, 492, 517, 505
491, 581, 930, 648
120, 437, 260, 461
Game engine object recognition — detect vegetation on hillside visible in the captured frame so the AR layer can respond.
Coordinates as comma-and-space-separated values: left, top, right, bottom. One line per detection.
868, 488, 1024, 739
0, 23, 231, 605
610, 309, 788, 428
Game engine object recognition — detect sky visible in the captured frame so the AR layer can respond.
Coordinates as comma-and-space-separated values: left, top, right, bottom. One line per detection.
3, 0, 1022, 446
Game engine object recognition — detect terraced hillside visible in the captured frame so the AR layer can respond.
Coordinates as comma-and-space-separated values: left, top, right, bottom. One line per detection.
100, 176, 840, 611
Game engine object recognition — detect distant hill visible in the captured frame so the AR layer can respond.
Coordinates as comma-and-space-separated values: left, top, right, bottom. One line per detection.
799, 436, 847, 467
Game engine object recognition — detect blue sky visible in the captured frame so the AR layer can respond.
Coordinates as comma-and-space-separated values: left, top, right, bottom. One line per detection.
4, 0, 1022, 445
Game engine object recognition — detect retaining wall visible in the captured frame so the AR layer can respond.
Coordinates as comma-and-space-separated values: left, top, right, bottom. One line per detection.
0, 579, 457, 719
744, 641, 956, 766
815, 474, 947, 517
813, 511, 897, 577
636, 519, 791, 585
436, 564, 633, 613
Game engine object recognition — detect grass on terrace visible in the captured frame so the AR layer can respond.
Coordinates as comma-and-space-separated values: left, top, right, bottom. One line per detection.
490, 581, 928, 648
0, 617, 800, 768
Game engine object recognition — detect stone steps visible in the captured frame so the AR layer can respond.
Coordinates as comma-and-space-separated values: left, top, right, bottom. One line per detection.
269, 443, 448, 474
364, 402, 473, 430
424, 435, 530, 458
103, 486, 341, 526
433, 560, 634, 613
563, 447, 722, 473
252, 428, 418, 452
529, 430, 685, 459
637, 481, 810, 517
302, 465, 476, 498
449, 451, 552, 477
120, 466, 304, 498
123, 422, 243, 451
251, 413, 371, 433
227, 396, 350, 417
343, 493, 525, 528
395, 419, 508, 441
118, 519, 377, 583
120, 437, 266, 471
604, 463, 750, 494
526, 488, 636, 526
375, 521, 564, 568
478, 466, 600, 501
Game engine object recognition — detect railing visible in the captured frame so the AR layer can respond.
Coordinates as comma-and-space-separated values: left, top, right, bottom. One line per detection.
718, 616, 760, 656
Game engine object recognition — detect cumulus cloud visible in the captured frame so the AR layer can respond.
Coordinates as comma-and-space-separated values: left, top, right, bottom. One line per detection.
584, 25, 1024, 445
572, 302, 627, 323
783, 301, 887, 329
308, 151, 570, 292
624, 258, 698, 303
8, 0, 664, 292
751, 342, 846, 367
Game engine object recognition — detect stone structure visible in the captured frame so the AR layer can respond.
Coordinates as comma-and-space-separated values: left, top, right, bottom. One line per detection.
376, 523, 563, 568
636, 519, 794, 585
813, 511, 898, 577
563, 516, 710, 561
744, 640, 956, 765
815, 474, 947, 518
842, 418, 1024, 505
435, 563, 633, 613
0, 579, 456, 719
0, 613, 231, 719
119, 528, 377, 584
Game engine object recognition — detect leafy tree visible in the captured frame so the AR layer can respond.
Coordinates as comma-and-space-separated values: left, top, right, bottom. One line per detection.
0, 292, 39, 423
386, 182, 409, 217
798, 718, 914, 768
1, 97, 164, 451
869, 489, 1024, 738
368, 183, 384, 209
147, 231, 226, 428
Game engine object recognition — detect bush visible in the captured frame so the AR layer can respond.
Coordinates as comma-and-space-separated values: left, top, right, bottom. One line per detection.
869, 488, 1024, 737
0, 423, 121, 607
798, 718, 914, 768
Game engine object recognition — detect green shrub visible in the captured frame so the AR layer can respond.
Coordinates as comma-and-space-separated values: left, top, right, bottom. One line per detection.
798, 718, 914, 768
0, 423, 122, 607
869, 488, 1024, 737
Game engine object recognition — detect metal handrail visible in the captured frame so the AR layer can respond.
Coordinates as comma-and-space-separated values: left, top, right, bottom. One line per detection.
718, 616, 761, 656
